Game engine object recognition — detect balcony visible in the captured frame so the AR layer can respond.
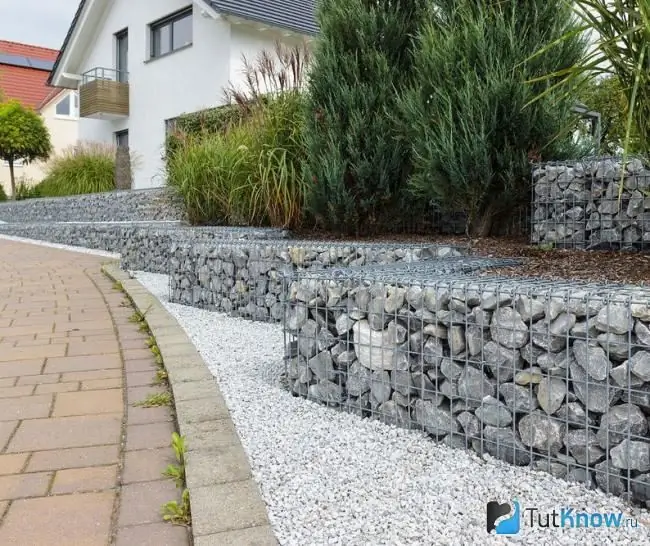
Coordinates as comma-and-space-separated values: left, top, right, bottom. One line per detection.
79, 68, 129, 120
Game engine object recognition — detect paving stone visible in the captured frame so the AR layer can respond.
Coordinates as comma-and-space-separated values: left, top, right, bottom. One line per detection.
0, 344, 66, 362
35, 382, 79, 394
181, 419, 242, 452
61, 369, 121, 382
124, 358, 157, 373
118, 480, 180, 526
51, 465, 117, 494
0, 454, 28, 475
0, 472, 51, 500
0, 360, 43, 379
44, 354, 121, 374
126, 371, 156, 388
28, 445, 120, 472
127, 405, 174, 425
67, 341, 120, 356
0, 394, 52, 421
115, 522, 190, 546
126, 422, 176, 451
122, 449, 175, 484
52, 389, 123, 417
0, 386, 34, 398
7, 414, 122, 452
0, 492, 114, 546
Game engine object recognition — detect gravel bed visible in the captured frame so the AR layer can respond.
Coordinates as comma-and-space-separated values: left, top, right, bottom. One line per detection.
0, 234, 120, 259
134, 270, 650, 546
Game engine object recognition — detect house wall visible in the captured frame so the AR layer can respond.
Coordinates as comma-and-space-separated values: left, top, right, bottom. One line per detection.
0, 90, 79, 197
74, 1, 309, 190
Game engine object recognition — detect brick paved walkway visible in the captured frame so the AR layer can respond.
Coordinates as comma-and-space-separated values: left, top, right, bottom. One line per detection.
0, 240, 190, 546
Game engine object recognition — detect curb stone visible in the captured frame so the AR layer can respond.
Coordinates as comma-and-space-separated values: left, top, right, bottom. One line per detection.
102, 264, 278, 546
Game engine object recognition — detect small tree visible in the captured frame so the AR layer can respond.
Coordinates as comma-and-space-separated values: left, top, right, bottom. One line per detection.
0, 100, 52, 198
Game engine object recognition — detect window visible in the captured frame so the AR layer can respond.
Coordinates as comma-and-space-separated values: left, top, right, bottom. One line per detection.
55, 92, 79, 118
150, 7, 192, 59
115, 130, 129, 149
115, 29, 128, 83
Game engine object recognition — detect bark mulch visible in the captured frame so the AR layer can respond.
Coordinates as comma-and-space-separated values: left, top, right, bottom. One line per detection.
295, 230, 650, 287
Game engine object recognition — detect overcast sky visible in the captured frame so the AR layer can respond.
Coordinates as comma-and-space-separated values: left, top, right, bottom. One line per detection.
0, 0, 79, 50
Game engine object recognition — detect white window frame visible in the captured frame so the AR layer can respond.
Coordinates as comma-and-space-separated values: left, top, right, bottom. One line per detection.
54, 91, 79, 119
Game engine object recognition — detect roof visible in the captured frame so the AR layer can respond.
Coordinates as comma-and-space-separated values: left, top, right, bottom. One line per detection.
48, 0, 318, 86
0, 40, 60, 110
207, 0, 318, 36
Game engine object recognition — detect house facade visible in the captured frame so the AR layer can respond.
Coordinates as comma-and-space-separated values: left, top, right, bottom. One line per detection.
0, 41, 80, 196
48, 0, 317, 190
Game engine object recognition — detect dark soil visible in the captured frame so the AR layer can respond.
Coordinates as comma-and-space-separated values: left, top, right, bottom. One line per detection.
295, 230, 650, 286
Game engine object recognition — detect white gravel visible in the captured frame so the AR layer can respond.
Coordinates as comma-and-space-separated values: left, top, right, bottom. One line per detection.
0, 234, 120, 259
135, 270, 650, 546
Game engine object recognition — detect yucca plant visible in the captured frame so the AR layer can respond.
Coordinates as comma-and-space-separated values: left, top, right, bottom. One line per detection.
530, 0, 650, 158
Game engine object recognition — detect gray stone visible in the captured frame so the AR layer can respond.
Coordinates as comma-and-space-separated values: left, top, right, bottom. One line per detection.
566, 468, 596, 489
566, 292, 604, 317
521, 344, 545, 365
596, 403, 648, 449
475, 395, 512, 427
405, 286, 423, 309
458, 366, 496, 402
629, 350, 650, 381
457, 411, 481, 438
346, 361, 373, 396
490, 307, 529, 349
595, 305, 634, 335
597, 333, 634, 361
515, 296, 546, 322
483, 341, 522, 383
464, 325, 484, 357
570, 360, 621, 413
482, 426, 531, 466
286, 306, 308, 332
564, 429, 605, 465
631, 473, 650, 503
422, 323, 448, 339
531, 320, 566, 353
448, 325, 466, 356
423, 287, 450, 312
537, 377, 566, 415
515, 367, 543, 386
422, 337, 445, 367
385, 287, 406, 314
353, 320, 407, 371
440, 359, 464, 382
518, 412, 565, 455
610, 440, 650, 472
335, 314, 355, 335
392, 370, 415, 397
298, 320, 319, 358
610, 361, 645, 387
500, 383, 538, 413
571, 317, 599, 339
480, 292, 512, 311
636, 321, 650, 346
557, 402, 594, 427
368, 297, 391, 330
308, 380, 343, 404
537, 351, 572, 373
377, 401, 410, 427
533, 459, 568, 479
412, 372, 438, 402
594, 461, 626, 496
572, 339, 612, 381
629, 385, 650, 411
414, 400, 459, 436
631, 303, 650, 322
370, 371, 392, 404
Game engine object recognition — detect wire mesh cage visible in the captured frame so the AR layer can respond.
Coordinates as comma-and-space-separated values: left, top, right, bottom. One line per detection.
531, 156, 650, 251
283, 261, 650, 504
167, 239, 469, 321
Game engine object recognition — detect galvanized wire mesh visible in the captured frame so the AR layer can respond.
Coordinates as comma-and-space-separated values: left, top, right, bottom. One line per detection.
167, 240, 470, 321
283, 264, 650, 504
531, 156, 650, 250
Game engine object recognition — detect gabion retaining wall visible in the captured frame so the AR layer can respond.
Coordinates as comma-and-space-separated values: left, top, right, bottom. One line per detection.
0, 223, 290, 273
0, 188, 184, 223
532, 157, 650, 250
168, 241, 470, 321
284, 262, 650, 504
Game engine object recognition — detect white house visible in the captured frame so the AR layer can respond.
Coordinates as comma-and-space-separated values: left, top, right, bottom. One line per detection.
47, 0, 317, 190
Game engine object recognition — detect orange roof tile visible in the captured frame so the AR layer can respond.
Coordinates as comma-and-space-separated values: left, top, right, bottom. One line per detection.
0, 40, 60, 110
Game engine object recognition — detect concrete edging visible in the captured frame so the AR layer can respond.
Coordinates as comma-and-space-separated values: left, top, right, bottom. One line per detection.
102, 263, 278, 546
